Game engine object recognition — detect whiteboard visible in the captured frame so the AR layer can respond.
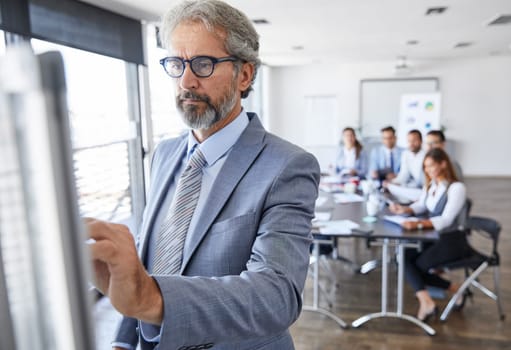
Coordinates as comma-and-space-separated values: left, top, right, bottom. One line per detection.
360, 78, 439, 138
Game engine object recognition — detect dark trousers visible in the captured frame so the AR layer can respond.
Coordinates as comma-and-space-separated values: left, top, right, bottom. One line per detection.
405, 231, 470, 292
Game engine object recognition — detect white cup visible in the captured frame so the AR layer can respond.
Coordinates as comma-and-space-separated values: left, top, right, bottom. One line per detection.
360, 180, 373, 195
366, 200, 379, 217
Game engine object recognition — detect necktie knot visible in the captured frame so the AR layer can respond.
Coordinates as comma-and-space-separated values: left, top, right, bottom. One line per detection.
187, 148, 207, 170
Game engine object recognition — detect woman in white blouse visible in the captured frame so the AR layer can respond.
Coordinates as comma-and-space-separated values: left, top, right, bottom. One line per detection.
389, 148, 470, 322
335, 127, 367, 178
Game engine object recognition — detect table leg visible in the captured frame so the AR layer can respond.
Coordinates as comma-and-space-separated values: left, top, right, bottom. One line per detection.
352, 240, 436, 336
302, 240, 347, 328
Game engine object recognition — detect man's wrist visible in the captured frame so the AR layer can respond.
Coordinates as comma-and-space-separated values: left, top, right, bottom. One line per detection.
135, 275, 163, 325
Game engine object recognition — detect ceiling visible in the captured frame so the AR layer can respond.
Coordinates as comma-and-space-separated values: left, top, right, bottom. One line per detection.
82, 0, 511, 66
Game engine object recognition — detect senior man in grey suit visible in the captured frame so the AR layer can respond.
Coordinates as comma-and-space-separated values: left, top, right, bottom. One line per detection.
87, 1, 320, 349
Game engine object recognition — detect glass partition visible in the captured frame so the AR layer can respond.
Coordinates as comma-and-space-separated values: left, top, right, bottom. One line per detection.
0, 46, 95, 350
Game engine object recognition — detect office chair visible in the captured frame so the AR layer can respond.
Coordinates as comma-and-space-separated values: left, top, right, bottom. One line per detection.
438, 216, 505, 321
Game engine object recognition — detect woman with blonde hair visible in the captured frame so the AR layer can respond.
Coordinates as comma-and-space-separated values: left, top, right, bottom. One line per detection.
389, 148, 470, 322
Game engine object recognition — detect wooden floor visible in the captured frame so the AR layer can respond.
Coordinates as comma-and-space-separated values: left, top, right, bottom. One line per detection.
291, 177, 511, 350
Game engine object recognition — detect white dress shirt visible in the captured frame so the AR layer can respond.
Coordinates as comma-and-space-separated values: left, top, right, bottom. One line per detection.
340, 147, 356, 174
410, 181, 466, 231
393, 149, 426, 187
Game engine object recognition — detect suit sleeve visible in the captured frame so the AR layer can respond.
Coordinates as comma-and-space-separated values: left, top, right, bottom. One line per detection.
112, 316, 138, 349
151, 151, 320, 349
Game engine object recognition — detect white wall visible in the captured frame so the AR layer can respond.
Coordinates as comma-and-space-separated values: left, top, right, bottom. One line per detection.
265, 56, 511, 176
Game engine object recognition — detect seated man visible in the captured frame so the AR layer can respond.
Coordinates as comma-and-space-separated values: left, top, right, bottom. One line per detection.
387, 129, 425, 202
426, 130, 464, 181
391, 129, 425, 188
369, 126, 403, 183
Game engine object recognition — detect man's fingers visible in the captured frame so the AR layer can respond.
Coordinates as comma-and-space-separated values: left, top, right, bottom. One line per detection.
86, 219, 131, 241
88, 239, 117, 262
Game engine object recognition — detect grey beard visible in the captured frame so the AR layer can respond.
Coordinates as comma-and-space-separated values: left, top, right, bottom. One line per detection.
177, 86, 238, 130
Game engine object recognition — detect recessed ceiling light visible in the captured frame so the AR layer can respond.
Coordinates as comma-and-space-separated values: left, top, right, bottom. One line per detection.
406, 40, 419, 45
252, 18, 270, 25
486, 14, 511, 26
425, 7, 447, 16
454, 42, 473, 48
292, 45, 304, 51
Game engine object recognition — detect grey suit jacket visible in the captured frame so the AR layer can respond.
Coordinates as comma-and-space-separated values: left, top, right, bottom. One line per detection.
114, 114, 320, 350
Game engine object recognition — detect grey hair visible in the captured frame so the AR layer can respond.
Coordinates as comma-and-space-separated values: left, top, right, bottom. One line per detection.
160, 0, 261, 98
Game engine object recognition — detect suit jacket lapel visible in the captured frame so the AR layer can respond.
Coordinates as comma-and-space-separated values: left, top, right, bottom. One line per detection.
139, 138, 187, 260
180, 115, 266, 272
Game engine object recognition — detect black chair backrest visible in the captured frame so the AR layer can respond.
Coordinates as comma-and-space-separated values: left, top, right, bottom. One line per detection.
467, 216, 501, 253
457, 198, 472, 230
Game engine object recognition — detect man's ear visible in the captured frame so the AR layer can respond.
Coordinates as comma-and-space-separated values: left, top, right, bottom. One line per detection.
237, 62, 254, 94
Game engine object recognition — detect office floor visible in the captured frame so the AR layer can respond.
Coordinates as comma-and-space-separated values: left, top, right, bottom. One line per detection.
291, 177, 511, 350
94, 177, 511, 349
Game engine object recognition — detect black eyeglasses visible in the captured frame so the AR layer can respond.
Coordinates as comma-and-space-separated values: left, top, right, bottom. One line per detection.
159, 55, 239, 78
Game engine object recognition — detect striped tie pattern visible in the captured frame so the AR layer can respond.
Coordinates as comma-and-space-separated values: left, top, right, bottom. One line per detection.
152, 148, 206, 275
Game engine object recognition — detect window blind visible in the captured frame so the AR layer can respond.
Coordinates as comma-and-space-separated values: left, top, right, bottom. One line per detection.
0, 0, 144, 65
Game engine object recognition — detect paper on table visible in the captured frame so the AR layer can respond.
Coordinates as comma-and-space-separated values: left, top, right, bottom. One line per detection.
318, 220, 360, 235
319, 183, 343, 193
333, 193, 364, 204
313, 212, 332, 222
383, 215, 418, 225
321, 175, 342, 184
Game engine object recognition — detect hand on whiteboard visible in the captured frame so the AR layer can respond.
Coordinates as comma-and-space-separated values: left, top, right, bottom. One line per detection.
85, 217, 163, 325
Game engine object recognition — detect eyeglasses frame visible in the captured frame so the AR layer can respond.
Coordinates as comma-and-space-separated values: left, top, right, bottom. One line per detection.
159, 55, 240, 78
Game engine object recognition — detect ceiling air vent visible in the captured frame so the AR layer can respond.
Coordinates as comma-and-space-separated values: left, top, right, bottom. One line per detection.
252, 18, 269, 25
487, 14, 511, 26
425, 7, 447, 16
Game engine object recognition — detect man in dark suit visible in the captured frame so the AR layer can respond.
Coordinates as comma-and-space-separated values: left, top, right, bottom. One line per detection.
87, 1, 320, 349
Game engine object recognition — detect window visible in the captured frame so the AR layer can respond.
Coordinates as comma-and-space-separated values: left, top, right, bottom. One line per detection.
31, 39, 144, 226
146, 24, 186, 144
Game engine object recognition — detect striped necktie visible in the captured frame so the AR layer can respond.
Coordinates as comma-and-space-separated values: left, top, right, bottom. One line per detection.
152, 148, 207, 275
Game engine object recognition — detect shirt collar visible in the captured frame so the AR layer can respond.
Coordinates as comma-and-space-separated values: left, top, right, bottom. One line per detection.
430, 179, 448, 191
186, 110, 249, 167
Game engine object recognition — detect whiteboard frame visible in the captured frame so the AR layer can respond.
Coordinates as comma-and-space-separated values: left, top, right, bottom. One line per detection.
359, 77, 440, 138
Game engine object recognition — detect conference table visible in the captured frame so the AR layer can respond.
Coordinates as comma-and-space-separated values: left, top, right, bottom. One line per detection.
305, 190, 439, 335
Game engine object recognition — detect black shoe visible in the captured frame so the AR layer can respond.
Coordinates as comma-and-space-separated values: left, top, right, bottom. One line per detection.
418, 306, 438, 323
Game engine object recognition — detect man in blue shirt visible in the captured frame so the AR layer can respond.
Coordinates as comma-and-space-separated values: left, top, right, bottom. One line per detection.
369, 126, 403, 183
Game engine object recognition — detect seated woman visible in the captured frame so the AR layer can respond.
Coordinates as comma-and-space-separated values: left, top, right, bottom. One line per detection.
389, 148, 470, 322
335, 127, 367, 178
